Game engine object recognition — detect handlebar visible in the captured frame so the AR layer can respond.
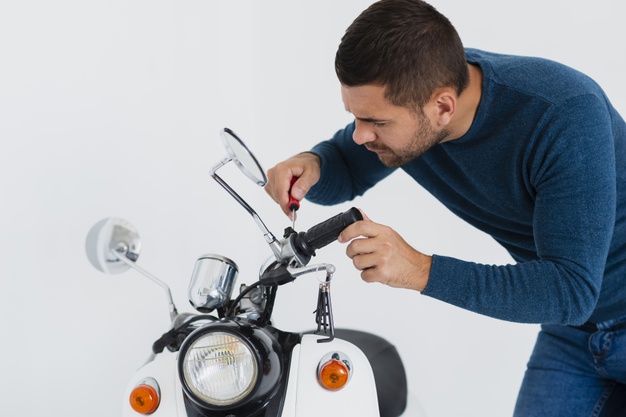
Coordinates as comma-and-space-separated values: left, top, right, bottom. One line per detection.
290, 207, 362, 265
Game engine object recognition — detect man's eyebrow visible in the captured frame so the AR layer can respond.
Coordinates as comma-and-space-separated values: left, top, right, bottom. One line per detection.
355, 116, 388, 123
343, 108, 389, 124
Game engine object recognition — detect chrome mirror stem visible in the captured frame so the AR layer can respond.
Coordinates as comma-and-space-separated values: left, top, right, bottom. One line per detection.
111, 246, 179, 322
210, 172, 282, 260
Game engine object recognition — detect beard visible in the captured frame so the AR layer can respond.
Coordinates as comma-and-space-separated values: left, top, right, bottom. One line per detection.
367, 113, 449, 168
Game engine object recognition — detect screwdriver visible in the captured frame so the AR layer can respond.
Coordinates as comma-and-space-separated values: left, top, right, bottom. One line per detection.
288, 176, 300, 230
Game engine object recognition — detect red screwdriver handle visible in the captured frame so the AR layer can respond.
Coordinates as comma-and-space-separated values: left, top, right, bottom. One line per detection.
288, 177, 300, 211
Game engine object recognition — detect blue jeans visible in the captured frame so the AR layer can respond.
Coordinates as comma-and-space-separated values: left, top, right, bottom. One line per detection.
514, 316, 626, 416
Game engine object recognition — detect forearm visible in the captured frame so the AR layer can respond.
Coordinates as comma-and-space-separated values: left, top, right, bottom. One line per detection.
423, 255, 602, 324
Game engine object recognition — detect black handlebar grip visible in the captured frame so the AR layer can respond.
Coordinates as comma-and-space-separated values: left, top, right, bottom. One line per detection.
294, 207, 363, 258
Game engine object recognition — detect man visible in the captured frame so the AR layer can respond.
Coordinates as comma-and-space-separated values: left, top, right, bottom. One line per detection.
264, 0, 626, 415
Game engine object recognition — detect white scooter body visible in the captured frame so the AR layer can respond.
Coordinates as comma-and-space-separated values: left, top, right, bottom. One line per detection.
122, 335, 382, 417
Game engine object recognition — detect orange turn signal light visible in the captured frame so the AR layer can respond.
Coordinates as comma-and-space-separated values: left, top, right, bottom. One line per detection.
129, 379, 160, 414
318, 358, 350, 391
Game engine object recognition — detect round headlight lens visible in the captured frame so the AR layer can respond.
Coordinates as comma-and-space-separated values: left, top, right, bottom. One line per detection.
182, 331, 258, 406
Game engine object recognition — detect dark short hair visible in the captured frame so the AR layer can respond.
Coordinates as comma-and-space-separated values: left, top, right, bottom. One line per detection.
335, 0, 469, 109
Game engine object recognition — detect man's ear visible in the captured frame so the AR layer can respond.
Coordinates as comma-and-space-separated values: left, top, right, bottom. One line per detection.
430, 89, 456, 127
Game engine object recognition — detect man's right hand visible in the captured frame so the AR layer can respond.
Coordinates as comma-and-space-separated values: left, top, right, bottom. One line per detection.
265, 152, 321, 217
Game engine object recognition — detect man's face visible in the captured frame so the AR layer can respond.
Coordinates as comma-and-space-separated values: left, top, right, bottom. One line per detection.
341, 84, 449, 168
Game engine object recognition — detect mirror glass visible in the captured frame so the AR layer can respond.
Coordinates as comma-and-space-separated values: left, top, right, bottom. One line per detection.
85, 217, 141, 275
221, 128, 267, 186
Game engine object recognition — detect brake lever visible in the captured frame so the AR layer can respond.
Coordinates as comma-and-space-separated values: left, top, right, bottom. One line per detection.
314, 274, 335, 343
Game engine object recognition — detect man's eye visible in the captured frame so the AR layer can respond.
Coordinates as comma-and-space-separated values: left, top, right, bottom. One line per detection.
372, 122, 385, 127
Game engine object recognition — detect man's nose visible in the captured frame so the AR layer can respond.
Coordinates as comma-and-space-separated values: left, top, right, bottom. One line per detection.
352, 120, 376, 145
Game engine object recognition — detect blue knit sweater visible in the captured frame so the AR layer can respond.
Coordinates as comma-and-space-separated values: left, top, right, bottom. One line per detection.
308, 49, 626, 325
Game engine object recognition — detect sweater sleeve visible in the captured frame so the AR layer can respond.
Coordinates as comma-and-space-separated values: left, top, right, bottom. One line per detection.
422, 94, 617, 325
305, 122, 396, 205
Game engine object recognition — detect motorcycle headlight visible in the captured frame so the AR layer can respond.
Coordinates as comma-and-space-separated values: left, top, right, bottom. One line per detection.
178, 322, 284, 412
182, 331, 257, 405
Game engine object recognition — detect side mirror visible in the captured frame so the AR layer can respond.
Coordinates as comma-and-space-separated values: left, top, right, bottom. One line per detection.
220, 127, 267, 186
85, 217, 141, 274
210, 128, 282, 261
85, 217, 179, 321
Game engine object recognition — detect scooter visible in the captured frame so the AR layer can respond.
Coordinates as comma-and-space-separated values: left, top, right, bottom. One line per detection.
85, 128, 423, 417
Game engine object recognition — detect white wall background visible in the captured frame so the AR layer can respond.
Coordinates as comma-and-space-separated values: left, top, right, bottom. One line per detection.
1, 1, 624, 416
